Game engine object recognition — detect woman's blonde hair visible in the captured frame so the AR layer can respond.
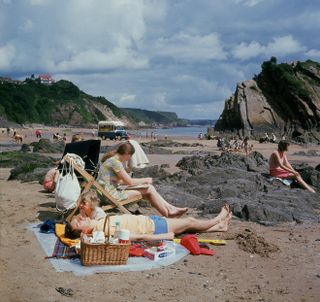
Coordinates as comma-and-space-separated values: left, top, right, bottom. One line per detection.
80, 189, 99, 210
101, 142, 135, 163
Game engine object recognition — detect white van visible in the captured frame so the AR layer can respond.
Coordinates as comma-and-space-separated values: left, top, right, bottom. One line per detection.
97, 121, 129, 140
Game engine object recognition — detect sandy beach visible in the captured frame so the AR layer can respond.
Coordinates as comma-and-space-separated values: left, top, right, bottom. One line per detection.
0, 128, 320, 302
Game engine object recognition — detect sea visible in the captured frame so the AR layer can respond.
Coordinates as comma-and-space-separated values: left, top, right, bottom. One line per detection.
130, 126, 212, 139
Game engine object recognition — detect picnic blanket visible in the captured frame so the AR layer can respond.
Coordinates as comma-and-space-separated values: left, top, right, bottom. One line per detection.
28, 224, 189, 276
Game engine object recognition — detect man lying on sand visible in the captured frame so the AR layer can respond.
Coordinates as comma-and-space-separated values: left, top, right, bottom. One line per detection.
65, 190, 232, 241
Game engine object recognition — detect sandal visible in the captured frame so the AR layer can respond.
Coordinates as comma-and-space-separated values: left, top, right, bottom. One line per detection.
55, 287, 74, 297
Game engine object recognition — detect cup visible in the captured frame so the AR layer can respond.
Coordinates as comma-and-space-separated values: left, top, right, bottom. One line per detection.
92, 231, 105, 243
119, 229, 130, 244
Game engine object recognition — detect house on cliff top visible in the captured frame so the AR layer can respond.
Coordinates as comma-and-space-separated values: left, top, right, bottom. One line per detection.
38, 74, 54, 84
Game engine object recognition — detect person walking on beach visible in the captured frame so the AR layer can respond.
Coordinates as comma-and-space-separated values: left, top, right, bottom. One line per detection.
35, 129, 42, 138
269, 140, 315, 193
97, 142, 188, 217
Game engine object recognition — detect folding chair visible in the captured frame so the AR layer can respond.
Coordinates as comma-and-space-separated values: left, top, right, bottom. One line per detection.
63, 154, 143, 217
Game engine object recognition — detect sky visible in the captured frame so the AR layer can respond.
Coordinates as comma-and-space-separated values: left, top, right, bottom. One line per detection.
1, 0, 320, 120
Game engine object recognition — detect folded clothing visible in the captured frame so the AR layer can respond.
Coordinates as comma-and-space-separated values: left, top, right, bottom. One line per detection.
40, 219, 56, 234
55, 223, 80, 247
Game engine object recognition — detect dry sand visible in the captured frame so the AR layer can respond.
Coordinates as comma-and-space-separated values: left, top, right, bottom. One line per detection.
0, 128, 320, 301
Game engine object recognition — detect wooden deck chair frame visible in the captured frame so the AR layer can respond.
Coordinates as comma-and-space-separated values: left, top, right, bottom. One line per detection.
63, 155, 142, 221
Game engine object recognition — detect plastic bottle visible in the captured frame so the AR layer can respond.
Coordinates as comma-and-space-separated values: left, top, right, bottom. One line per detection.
114, 221, 121, 241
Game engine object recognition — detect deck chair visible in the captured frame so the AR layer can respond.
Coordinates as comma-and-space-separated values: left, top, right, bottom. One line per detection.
63, 154, 143, 221
61, 139, 101, 177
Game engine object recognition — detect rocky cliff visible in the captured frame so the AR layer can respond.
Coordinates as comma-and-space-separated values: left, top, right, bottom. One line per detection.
215, 58, 320, 143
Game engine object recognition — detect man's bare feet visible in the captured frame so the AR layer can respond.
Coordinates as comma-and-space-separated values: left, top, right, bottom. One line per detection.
168, 207, 188, 218
208, 211, 232, 232
215, 203, 230, 221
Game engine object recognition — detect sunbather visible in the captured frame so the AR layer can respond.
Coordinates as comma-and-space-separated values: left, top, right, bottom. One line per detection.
43, 167, 60, 192
97, 142, 188, 217
66, 203, 232, 241
269, 140, 315, 193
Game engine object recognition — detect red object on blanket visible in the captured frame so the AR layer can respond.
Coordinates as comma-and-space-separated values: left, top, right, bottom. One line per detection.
180, 234, 215, 256
129, 245, 145, 257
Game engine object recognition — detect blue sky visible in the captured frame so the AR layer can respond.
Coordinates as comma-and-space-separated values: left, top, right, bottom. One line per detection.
1, 0, 320, 119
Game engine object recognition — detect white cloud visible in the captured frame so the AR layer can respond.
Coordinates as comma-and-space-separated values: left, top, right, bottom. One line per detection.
234, 0, 264, 7
152, 32, 227, 61
305, 49, 320, 58
267, 35, 305, 55
232, 35, 306, 60
55, 48, 148, 72
118, 94, 137, 107
0, 43, 15, 70
29, 0, 51, 6
19, 19, 34, 32
232, 41, 264, 60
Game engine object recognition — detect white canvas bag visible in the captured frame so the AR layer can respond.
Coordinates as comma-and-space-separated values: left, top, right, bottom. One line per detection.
55, 156, 81, 212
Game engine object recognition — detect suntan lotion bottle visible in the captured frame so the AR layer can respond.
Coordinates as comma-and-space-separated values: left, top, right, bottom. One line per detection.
113, 221, 121, 243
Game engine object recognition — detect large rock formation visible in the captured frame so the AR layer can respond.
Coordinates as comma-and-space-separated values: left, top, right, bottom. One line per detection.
215, 58, 320, 143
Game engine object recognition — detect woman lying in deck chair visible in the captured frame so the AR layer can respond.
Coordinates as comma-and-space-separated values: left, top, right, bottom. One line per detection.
65, 192, 232, 241
97, 142, 188, 218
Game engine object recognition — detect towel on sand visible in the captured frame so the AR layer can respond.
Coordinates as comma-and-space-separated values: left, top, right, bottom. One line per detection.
55, 223, 80, 247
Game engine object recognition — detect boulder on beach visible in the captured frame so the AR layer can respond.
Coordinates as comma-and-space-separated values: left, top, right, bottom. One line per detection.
154, 152, 319, 224
0, 151, 56, 182
30, 138, 65, 153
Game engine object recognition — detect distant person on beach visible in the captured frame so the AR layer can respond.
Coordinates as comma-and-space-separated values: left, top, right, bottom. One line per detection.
269, 140, 315, 193
232, 137, 241, 151
53, 132, 61, 140
97, 142, 188, 217
66, 190, 232, 240
35, 129, 42, 138
241, 136, 252, 155
71, 134, 83, 143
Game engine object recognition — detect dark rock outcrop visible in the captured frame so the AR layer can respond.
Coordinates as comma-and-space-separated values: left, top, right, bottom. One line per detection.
215, 59, 320, 143
158, 152, 318, 224
30, 139, 65, 153
0, 151, 55, 182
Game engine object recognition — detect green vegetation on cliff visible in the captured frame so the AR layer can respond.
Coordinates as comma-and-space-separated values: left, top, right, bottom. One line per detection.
256, 58, 320, 128
121, 108, 188, 126
0, 78, 125, 125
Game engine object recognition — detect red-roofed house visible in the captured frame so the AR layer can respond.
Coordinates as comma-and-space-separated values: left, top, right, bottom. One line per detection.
38, 74, 54, 85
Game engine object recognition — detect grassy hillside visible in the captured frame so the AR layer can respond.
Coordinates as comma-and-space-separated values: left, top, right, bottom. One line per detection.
121, 108, 188, 126
0, 78, 126, 125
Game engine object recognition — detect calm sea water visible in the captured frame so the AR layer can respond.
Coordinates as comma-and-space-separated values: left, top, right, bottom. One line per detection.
130, 126, 212, 138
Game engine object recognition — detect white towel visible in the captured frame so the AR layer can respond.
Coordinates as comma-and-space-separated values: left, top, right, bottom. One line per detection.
128, 139, 149, 169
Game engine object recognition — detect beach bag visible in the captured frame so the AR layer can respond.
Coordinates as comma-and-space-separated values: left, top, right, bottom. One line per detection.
55, 155, 81, 212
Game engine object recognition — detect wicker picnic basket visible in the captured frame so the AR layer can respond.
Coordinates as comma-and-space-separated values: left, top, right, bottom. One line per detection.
80, 215, 130, 266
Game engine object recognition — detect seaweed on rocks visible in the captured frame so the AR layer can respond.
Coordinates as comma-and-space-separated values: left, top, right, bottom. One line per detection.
0, 151, 55, 182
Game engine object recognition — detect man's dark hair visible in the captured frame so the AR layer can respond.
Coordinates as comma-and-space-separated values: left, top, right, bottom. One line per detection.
64, 221, 81, 239
278, 140, 290, 152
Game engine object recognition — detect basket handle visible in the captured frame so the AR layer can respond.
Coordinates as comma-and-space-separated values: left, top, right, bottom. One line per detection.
103, 214, 111, 242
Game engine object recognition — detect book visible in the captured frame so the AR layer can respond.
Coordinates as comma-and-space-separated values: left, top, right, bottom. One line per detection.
117, 184, 149, 190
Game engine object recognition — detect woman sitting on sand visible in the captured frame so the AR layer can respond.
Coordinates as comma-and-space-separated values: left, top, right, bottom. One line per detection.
97, 142, 188, 218
65, 190, 232, 240
269, 140, 315, 193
